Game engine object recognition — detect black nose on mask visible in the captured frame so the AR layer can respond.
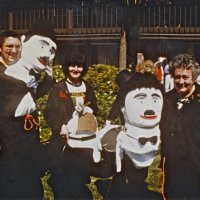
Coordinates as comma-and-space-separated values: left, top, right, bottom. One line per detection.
144, 110, 155, 115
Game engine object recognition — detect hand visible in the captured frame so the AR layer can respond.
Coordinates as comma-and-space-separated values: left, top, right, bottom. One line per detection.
75, 103, 93, 115
45, 66, 53, 76
60, 124, 69, 140
15, 93, 36, 117
83, 106, 93, 115
75, 103, 84, 113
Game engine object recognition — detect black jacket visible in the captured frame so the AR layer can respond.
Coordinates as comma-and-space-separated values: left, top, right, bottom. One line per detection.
45, 78, 98, 135
161, 85, 200, 198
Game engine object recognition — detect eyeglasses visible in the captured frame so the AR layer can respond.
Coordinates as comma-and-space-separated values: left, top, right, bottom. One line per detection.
3, 44, 22, 51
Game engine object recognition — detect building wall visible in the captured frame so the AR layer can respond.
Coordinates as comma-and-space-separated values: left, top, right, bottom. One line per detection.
139, 39, 197, 62
56, 39, 120, 67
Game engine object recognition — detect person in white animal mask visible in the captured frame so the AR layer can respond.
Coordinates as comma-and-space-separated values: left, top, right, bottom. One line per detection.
0, 28, 57, 198
103, 72, 164, 199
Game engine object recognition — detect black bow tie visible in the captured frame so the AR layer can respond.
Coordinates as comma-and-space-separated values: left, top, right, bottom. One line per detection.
29, 69, 41, 81
138, 136, 158, 145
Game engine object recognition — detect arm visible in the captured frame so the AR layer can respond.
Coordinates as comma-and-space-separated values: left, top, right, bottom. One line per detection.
85, 82, 98, 116
0, 74, 33, 117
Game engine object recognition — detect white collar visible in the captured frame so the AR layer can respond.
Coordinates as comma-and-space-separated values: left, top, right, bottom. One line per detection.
115, 125, 161, 172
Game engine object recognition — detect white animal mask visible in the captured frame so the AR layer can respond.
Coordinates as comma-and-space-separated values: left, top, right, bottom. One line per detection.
21, 35, 57, 75
121, 88, 163, 128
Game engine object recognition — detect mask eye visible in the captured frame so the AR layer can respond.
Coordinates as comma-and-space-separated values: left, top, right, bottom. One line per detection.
50, 48, 56, 55
152, 97, 160, 103
152, 93, 161, 103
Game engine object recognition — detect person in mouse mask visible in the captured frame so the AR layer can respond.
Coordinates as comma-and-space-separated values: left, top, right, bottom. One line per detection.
99, 72, 164, 199
0, 31, 57, 198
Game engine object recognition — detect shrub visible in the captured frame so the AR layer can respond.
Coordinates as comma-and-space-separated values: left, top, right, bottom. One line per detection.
83, 64, 119, 128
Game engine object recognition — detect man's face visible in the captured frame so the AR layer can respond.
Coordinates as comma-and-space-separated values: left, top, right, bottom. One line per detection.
68, 65, 83, 80
174, 68, 195, 97
122, 88, 163, 128
0, 37, 22, 65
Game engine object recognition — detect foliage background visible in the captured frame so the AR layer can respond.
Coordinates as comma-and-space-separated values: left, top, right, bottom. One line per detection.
83, 64, 119, 128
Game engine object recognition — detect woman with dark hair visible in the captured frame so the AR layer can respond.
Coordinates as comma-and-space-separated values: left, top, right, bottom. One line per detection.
45, 52, 98, 136
44, 53, 99, 199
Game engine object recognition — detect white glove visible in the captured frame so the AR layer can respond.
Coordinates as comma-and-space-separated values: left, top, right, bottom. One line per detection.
15, 92, 36, 117
75, 103, 93, 115
83, 106, 93, 115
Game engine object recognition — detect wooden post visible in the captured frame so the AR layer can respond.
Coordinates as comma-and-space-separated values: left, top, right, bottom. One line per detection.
9, 11, 13, 30
68, 9, 73, 29
119, 31, 127, 71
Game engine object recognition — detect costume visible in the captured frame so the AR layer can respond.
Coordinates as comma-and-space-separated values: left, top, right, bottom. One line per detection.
108, 153, 161, 199
107, 93, 124, 124
0, 73, 43, 198
161, 85, 200, 199
99, 73, 163, 199
107, 70, 132, 125
0, 34, 57, 198
45, 78, 100, 199
45, 78, 98, 134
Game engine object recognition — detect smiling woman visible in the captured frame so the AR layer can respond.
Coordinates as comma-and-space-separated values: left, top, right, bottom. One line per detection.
0, 30, 22, 70
161, 53, 200, 199
44, 52, 99, 199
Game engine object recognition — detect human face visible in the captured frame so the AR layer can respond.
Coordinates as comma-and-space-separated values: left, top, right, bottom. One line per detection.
174, 68, 195, 97
68, 64, 83, 80
121, 88, 163, 128
0, 37, 22, 65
